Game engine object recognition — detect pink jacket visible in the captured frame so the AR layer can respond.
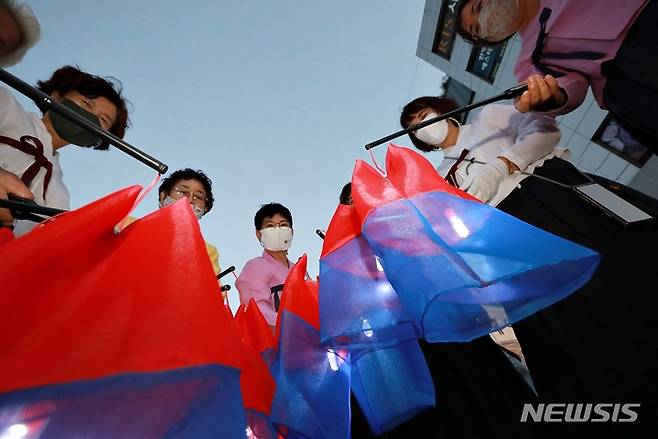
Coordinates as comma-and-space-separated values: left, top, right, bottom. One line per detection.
514, 0, 647, 116
236, 250, 292, 326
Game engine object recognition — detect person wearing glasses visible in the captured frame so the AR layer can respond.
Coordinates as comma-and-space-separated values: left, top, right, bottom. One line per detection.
236, 202, 295, 330
154, 168, 221, 276
456, 0, 658, 154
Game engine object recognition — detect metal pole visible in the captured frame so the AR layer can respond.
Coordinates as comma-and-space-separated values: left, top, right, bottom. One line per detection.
364, 84, 528, 150
0, 68, 168, 174
217, 265, 236, 280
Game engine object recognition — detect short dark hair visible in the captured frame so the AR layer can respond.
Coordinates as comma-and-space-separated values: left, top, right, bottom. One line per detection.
400, 96, 459, 152
158, 168, 214, 214
254, 203, 293, 230
455, 0, 515, 46
36, 65, 130, 150
339, 182, 352, 205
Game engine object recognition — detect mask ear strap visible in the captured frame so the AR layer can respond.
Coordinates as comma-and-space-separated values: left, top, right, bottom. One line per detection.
433, 117, 461, 151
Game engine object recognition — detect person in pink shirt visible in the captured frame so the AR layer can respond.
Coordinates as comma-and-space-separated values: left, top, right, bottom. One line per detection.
457, 0, 657, 153
236, 203, 295, 330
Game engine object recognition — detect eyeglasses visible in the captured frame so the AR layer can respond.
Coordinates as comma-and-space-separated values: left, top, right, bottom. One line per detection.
172, 186, 207, 207
261, 222, 291, 229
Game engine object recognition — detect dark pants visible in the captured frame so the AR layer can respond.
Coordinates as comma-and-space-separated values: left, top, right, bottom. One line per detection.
603, 0, 658, 154
499, 158, 658, 438
351, 337, 549, 438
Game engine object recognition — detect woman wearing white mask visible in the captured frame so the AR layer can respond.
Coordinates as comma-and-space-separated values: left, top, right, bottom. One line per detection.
401, 96, 658, 436
402, 96, 563, 205
236, 203, 296, 330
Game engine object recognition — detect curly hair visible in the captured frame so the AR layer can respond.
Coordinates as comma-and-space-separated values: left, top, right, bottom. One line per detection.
158, 168, 215, 214
36, 65, 130, 150
400, 96, 459, 152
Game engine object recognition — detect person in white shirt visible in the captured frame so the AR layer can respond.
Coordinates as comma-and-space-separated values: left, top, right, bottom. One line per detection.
0, 0, 40, 67
400, 96, 563, 205
400, 96, 658, 435
0, 65, 130, 235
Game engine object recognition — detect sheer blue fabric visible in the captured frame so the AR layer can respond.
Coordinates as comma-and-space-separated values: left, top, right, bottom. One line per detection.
361, 192, 600, 342
351, 339, 435, 434
0, 365, 245, 438
270, 313, 351, 439
320, 236, 419, 350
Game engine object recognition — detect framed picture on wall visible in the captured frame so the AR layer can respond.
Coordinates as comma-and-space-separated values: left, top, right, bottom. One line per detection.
466, 42, 507, 84
592, 114, 653, 167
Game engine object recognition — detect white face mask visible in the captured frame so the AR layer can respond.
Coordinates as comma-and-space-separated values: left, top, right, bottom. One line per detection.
161, 196, 205, 220
415, 113, 449, 147
477, 0, 520, 42
260, 226, 293, 252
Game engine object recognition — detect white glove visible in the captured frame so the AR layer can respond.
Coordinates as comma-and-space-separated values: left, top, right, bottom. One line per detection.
459, 158, 509, 202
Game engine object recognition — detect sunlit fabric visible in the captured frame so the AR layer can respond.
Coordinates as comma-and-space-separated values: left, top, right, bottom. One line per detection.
0, 187, 247, 438
270, 256, 351, 439
319, 204, 419, 350
352, 145, 600, 342
351, 340, 435, 435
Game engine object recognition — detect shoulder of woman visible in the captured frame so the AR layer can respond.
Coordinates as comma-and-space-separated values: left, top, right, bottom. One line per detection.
0, 86, 22, 115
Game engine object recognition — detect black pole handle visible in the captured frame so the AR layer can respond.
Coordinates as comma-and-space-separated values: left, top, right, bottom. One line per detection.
0, 68, 168, 174
0, 195, 68, 221
364, 84, 528, 150
217, 265, 236, 280
315, 229, 326, 240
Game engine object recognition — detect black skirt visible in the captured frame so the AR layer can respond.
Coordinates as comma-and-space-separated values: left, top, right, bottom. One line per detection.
498, 158, 658, 437
351, 337, 550, 438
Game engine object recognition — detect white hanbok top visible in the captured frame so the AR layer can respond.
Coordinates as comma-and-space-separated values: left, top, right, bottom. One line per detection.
436, 104, 567, 207
0, 87, 69, 235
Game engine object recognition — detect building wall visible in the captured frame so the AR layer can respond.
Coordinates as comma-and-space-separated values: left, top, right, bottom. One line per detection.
417, 0, 657, 195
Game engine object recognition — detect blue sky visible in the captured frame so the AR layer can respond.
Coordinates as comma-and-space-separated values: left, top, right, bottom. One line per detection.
8, 0, 444, 307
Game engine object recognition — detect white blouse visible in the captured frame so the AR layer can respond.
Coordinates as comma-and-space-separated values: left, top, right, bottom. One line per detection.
0, 87, 69, 236
436, 104, 567, 206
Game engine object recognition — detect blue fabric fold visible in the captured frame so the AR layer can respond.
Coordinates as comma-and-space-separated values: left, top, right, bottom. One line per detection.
0, 365, 246, 438
351, 339, 435, 435
271, 312, 351, 439
320, 236, 419, 350
361, 192, 600, 342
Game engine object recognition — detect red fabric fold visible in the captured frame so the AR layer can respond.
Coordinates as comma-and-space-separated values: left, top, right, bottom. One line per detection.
275, 255, 319, 342
236, 298, 276, 355
320, 203, 361, 257
0, 186, 243, 394
351, 159, 403, 226
386, 143, 478, 201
